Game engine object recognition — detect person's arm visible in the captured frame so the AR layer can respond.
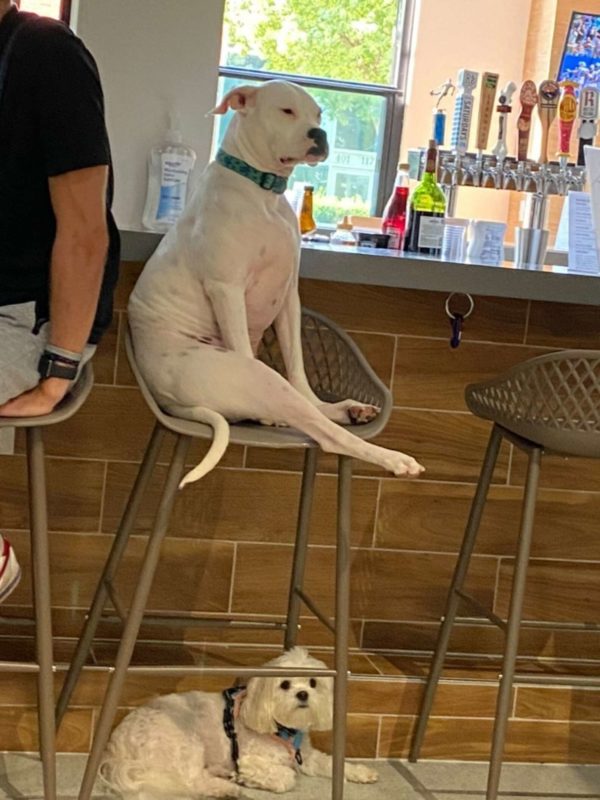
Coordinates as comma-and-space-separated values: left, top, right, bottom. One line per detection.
0, 167, 108, 417
47, 165, 109, 353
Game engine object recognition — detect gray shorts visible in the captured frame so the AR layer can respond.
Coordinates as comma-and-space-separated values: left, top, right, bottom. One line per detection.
0, 303, 95, 405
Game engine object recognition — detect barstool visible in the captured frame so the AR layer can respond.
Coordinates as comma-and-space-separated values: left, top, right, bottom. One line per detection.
0, 364, 94, 800
56, 309, 392, 800
410, 350, 600, 800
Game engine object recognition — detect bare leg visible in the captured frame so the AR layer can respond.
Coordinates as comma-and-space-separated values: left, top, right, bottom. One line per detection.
163, 349, 424, 477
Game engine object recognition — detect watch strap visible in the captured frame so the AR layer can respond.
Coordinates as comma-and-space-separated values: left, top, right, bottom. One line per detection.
38, 351, 79, 381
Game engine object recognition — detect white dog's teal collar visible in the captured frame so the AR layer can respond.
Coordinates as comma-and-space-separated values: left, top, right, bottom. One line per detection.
216, 148, 288, 194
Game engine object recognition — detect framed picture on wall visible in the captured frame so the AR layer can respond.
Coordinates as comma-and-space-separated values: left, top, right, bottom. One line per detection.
557, 11, 600, 94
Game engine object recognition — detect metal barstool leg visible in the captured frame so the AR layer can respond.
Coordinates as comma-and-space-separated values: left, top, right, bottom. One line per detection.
56, 423, 166, 726
486, 445, 541, 800
78, 434, 190, 800
284, 448, 318, 650
332, 454, 351, 800
26, 427, 56, 800
410, 424, 504, 761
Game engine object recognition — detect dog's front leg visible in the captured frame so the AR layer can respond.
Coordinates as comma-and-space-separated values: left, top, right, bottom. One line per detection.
274, 287, 379, 426
204, 278, 254, 358
300, 743, 379, 784
274, 286, 321, 405
236, 755, 297, 793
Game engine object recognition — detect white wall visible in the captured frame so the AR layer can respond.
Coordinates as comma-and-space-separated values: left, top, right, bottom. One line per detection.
75, 0, 225, 229
402, 0, 533, 224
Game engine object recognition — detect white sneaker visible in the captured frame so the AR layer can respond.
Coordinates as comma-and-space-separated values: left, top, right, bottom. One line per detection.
0, 537, 21, 603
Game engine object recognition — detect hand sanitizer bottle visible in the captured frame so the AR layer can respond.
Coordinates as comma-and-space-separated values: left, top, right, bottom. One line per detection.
142, 113, 196, 233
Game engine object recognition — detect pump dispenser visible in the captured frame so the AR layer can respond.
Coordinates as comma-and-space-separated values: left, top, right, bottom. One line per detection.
142, 112, 197, 232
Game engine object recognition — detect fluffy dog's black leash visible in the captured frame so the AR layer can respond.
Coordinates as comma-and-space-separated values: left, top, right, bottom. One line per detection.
222, 686, 304, 774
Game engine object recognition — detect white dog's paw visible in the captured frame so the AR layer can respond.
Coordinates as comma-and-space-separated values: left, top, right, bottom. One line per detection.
345, 762, 379, 783
258, 418, 289, 428
317, 399, 380, 425
380, 450, 425, 478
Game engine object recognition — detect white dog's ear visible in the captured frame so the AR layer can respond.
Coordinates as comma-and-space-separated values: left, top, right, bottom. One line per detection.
239, 676, 277, 734
311, 676, 334, 731
209, 85, 258, 116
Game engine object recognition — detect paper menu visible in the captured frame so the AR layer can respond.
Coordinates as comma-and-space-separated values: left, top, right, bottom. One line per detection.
567, 191, 600, 274
584, 145, 600, 260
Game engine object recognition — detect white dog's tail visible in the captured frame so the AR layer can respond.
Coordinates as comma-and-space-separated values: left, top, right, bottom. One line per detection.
174, 407, 230, 489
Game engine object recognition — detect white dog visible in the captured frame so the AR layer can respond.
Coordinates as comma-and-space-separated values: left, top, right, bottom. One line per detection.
128, 80, 424, 487
100, 647, 378, 799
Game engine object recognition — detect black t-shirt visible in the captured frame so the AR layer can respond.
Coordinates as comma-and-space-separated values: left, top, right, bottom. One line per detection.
0, 7, 120, 344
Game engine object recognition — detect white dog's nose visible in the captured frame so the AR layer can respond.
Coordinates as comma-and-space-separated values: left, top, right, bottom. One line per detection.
307, 127, 328, 157
296, 690, 309, 703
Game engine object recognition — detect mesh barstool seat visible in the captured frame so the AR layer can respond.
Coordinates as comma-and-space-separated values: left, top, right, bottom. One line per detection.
57, 309, 392, 800
410, 350, 600, 800
0, 364, 94, 800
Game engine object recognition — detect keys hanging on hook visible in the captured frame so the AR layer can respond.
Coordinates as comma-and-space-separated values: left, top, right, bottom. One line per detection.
450, 313, 463, 348
445, 292, 474, 349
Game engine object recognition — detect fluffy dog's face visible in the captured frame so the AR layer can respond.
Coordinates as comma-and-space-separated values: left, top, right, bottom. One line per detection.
239, 647, 333, 734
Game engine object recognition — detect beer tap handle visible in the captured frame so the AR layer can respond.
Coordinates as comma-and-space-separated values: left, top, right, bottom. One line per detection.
577, 87, 599, 166
557, 81, 578, 162
430, 78, 455, 146
538, 79, 560, 164
450, 69, 479, 156
475, 72, 499, 152
492, 81, 517, 161
516, 80, 538, 161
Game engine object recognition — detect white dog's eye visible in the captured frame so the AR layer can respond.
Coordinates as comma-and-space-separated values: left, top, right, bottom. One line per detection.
281, 108, 295, 116
280, 680, 291, 690
309, 678, 317, 688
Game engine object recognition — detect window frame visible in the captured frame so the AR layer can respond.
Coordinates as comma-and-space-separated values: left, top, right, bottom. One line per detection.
217, 0, 416, 216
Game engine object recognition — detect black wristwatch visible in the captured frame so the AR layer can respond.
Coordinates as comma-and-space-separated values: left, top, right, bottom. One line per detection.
38, 350, 80, 381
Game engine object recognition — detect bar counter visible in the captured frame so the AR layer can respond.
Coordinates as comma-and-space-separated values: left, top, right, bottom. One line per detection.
121, 228, 600, 308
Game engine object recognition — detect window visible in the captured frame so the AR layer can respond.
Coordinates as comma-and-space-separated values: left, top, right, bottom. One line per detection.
16, 0, 71, 23
216, 0, 415, 226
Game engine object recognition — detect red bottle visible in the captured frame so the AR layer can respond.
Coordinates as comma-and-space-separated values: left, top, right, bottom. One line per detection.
381, 163, 410, 249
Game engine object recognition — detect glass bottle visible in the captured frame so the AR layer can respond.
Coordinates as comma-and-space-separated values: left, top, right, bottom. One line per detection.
299, 185, 317, 236
330, 215, 356, 246
381, 163, 410, 249
403, 140, 446, 255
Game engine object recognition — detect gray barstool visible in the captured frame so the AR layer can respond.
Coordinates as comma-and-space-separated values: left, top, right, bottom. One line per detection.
57, 309, 392, 800
410, 350, 600, 800
0, 364, 94, 800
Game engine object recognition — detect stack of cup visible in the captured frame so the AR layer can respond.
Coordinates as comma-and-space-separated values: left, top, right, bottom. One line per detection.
441, 218, 470, 262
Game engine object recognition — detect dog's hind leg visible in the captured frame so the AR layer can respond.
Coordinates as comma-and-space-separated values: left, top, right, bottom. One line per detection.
173, 351, 424, 478
192, 774, 241, 798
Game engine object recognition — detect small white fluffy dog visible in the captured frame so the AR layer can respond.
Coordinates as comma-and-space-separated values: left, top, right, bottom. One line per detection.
100, 648, 378, 799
